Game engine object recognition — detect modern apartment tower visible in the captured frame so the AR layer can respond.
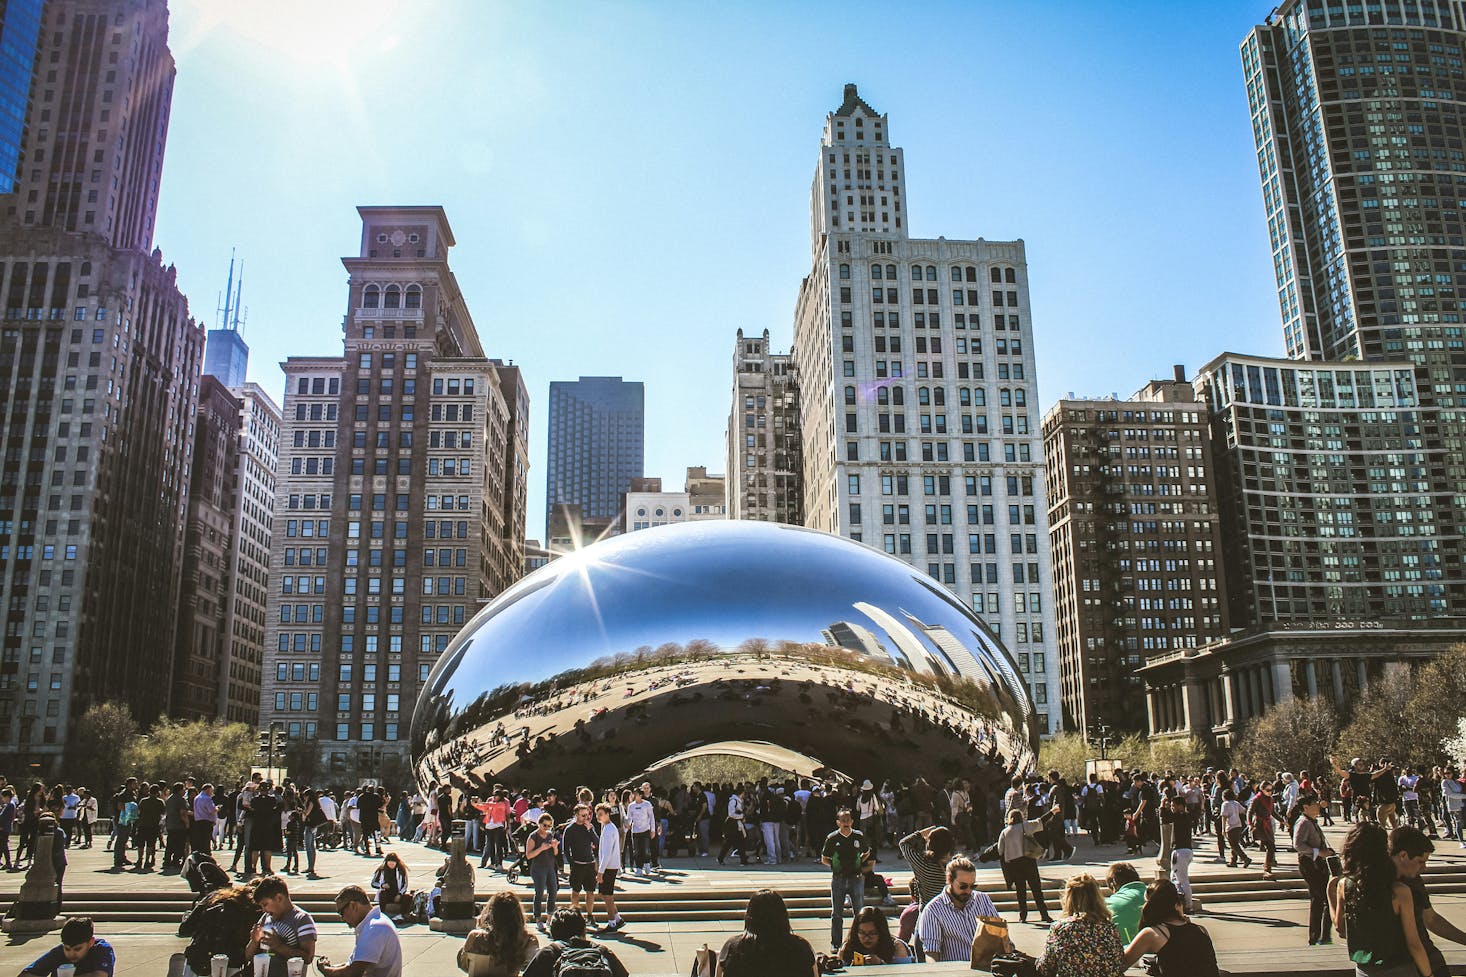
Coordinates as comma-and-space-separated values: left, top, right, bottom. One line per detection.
0, 0, 202, 775
1043, 370, 1228, 735
544, 376, 643, 539
0, 0, 44, 194
790, 84, 1060, 731
259, 207, 529, 784
1243, 0, 1465, 541
727, 329, 803, 524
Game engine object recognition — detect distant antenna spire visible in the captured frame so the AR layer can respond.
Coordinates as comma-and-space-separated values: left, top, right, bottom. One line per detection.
218, 248, 237, 332
232, 261, 244, 333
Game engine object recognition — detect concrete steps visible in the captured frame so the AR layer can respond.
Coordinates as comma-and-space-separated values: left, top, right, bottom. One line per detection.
23, 866, 1466, 926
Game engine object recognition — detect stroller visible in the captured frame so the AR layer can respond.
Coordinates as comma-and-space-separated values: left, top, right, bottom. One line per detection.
504, 821, 538, 885
181, 851, 230, 903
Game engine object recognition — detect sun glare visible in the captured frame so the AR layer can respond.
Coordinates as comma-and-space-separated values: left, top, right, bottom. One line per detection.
178, 0, 403, 74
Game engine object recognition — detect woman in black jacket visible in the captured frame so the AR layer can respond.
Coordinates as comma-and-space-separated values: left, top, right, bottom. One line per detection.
177, 884, 258, 977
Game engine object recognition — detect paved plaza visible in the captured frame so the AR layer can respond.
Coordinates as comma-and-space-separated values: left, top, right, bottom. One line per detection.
2, 823, 1465, 974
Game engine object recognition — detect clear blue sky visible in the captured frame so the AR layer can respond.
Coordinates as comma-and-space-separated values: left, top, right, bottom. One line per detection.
156, 0, 1282, 539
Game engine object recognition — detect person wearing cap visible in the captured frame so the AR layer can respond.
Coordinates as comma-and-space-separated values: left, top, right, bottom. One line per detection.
1330, 754, 1390, 826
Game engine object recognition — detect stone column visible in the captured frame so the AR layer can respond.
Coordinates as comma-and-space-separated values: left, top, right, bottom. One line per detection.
1331, 659, 1345, 704
1146, 687, 1160, 735
1272, 658, 1294, 706
1305, 659, 1319, 698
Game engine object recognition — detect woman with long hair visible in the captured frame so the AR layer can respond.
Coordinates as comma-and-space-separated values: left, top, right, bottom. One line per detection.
1122, 879, 1219, 976
371, 851, 411, 922
1035, 873, 1124, 977
717, 889, 817, 977
839, 905, 912, 966
457, 890, 538, 976
1328, 821, 1433, 976
177, 882, 260, 977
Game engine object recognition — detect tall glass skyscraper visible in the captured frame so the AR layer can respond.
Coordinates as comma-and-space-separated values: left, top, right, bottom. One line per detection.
1242, 0, 1466, 606
545, 377, 644, 538
0, 0, 44, 194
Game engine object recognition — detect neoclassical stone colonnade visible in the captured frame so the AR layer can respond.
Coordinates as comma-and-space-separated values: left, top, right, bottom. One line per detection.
1141, 622, 1466, 749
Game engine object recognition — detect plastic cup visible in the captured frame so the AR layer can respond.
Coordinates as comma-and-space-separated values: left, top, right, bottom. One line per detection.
253, 952, 271, 977
55, 966, 74, 977
286, 960, 305, 977
211, 954, 231, 977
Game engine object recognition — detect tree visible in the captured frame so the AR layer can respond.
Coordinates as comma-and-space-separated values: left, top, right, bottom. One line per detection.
1335, 668, 1422, 769
1037, 732, 1088, 783
126, 719, 257, 786
1230, 696, 1339, 781
1147, 736, 1210, 776
66, 703, 139, 793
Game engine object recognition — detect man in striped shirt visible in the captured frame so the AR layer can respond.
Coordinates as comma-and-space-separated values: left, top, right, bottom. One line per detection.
916, 856, 999, 962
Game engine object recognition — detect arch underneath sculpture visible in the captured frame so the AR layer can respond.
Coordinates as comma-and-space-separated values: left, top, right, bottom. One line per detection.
620, 739, 852, 788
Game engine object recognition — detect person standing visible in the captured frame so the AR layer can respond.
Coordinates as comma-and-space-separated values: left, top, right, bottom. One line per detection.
133, 784, 165, 872
191, 783, 217, 857
1045, 771, 1076, 860
76, 788, 96, 850
476, 789, 510, 870
525, 813, 560, 932
110, 779, 138, 871
1293, 793, 1335, 946
320, 885, 403, 977
356, 786, 383, 858
1327, 820, 1432, 976
593, 803, 624, 932
562, 804, 599, 923
915, 856, 999, 963
625, 788, 655, 875
249, 782, 281, 878
717, 787, 749, 865
58, 785, 79, 849
997, 807, 1053, 924
1220, 789, 1252, 868
1391, 825, 1466, 977
1248, 781, 1278, 880
0, 787, 14, 870
1164, 795, 1197, 913
822, 808, 873, 953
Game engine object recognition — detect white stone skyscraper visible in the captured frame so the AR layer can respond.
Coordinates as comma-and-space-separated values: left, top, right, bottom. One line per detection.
791, 84, 1059, 731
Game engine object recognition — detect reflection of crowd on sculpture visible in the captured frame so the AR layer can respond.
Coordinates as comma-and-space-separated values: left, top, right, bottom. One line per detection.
415, 646, 1033, 795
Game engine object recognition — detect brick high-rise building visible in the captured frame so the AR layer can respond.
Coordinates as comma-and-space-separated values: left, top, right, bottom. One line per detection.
259, 206, 528, 784
790, 84, 1059, 730
1043, 369, 1228, 734
0, 0, 201, 775
727, 329, 803, 524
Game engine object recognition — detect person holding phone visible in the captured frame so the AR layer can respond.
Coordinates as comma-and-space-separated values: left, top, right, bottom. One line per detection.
316, 885, 401, 977
525, 814, 560, 932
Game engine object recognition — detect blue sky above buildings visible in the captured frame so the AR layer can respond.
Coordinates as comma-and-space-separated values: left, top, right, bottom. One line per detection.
162, 0, 1280, 531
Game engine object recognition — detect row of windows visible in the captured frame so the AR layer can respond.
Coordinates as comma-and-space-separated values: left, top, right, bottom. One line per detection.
360, 285, 422, 310
840, 264, 1019, 284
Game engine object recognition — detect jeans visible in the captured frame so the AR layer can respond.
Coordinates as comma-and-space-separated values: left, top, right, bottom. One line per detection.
481, 825, 506, 868
631, 830, 652, 869
1171, 847, 1194, 910
1226, 826, 1251, 865
304, 825, 317, 873
112, 825, 131, 868
165, 827, 189, 867
530, 860, 559, 921
464, 818, 481, 854
761, 822, 781, 864
697, 818, 710, 855
830, 874, 865, 951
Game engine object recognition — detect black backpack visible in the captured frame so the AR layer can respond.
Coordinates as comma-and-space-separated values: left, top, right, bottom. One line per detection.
552, 941, 613, 977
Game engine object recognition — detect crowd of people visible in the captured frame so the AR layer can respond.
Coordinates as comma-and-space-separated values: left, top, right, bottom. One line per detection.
3, 754, 1466, 975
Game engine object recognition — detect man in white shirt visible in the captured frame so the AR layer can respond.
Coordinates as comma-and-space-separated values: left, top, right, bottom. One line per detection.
343, 792, 360, 852
593, 804, 624, 932
916, 856, 999, 962
320, 885, 402, 977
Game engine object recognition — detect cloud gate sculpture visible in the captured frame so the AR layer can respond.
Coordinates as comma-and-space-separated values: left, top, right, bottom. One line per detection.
410, 521, 1039, 794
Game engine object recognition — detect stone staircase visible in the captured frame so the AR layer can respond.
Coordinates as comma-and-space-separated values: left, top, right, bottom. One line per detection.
22, 863, 1466, 926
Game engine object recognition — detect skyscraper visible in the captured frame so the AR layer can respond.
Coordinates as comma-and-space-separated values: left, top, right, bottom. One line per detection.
1043, 370, 1229, 735
1243, 0, 1465, 536
544, 376, 643, 538
259, 206, 529, 784
727, 329, 803, 524
790, 84, 1059, 731
203, 253, 249, 388
0, 0, 44, 194
0, 0, 201, 775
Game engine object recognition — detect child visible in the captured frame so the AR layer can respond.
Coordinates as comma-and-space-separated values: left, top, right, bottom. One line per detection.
21, 916, 114, 976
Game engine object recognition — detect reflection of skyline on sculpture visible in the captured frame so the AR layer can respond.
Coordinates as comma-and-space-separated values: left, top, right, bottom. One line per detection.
410, 522, 1039, 792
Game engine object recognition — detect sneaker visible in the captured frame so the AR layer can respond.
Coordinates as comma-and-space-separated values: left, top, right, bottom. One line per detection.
1318, 936, 1334, 945
536, 919, 547, 933
882, 895, 896, 906
608, 916, 624, 932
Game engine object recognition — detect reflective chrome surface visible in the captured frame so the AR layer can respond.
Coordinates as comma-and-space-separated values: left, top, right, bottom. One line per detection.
410, 521, 1039, 792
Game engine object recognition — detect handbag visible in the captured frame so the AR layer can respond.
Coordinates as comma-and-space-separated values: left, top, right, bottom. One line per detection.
1021, 829, 1045, 861
990, 951, 1038, 977
969, 914, 1011, 969
689, 943, 714, 977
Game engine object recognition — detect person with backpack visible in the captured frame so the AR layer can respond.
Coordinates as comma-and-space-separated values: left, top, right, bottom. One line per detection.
177, 882, 259, 977
1080, 774, 1105, 846
521, 909, 628, 977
